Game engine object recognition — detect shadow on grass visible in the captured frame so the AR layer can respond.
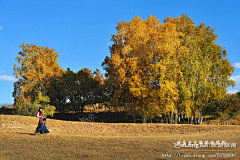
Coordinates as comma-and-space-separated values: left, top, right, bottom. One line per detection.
51, 111, 137, 123
1, 108, 222, 124
15, 132, 39, 136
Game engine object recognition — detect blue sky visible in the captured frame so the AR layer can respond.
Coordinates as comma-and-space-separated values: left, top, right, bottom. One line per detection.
0, 0, 240, 106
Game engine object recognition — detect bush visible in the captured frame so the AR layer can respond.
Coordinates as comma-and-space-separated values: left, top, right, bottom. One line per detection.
14, 102, 41, 116
14, 93, 56, 117
14, 102, 56, 117
43, 104, 56, 117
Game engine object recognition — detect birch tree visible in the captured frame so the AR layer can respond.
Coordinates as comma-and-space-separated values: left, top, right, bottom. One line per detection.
102, 15, 186, 121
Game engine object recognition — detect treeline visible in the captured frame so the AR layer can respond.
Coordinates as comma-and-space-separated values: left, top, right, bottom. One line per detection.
203, 92, 240, 125
13, 14, 239, 124
30, 68, 106, 114
13, 44, 106, 115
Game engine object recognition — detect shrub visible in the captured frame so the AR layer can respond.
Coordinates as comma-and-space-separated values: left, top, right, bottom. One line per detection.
43, 104, 56, 117
14, 92, 56, 117
14, 102, 56, 117
35, 92, 50, 105
14, 102, 41, 116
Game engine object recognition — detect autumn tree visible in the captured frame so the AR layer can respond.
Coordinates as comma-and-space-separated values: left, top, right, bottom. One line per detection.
13, 43, 64, 104
103, 14, 235, 123
167, 14, 235, 124
102, 15, 186, 122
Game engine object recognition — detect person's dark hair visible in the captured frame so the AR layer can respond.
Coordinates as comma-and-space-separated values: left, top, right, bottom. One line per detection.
38, 107, 43, 113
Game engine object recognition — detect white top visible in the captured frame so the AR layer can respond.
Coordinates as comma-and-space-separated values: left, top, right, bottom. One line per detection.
36, 112, 42, 118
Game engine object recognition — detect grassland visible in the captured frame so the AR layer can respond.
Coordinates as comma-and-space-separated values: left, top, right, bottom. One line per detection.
1, 115, 240, 160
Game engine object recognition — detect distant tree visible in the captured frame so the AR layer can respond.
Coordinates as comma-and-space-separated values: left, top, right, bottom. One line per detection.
68, 68, 105, 113
39, 73, 68, 113
225, 94, 240, 124
203, 94, 240, 125
45, 68, 105, 113
236, 91, 240, 98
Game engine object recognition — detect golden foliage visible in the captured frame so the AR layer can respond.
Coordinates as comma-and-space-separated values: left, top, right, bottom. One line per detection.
103, 14, 235, 120
13, 44, 64, 104
103, 15, 186, 119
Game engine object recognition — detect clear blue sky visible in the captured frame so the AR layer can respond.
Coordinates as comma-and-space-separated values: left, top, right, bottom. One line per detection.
0, 0, 239, 106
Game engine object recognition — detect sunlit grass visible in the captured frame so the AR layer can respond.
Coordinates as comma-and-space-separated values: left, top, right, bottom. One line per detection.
1, 115, 239, 159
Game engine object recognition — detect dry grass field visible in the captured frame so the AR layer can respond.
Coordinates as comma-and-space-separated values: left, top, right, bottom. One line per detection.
1, 115, 240, 160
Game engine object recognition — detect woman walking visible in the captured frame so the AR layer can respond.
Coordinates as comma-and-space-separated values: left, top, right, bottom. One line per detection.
35, 107, 49, 134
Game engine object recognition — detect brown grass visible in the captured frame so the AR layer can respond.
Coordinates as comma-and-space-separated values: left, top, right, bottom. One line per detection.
1, 115, 240, 160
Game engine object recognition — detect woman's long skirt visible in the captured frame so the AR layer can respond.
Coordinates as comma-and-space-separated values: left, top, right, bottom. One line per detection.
36, 121, 49, 134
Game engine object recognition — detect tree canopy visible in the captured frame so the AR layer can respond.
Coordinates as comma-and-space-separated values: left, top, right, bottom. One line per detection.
102, 14, 235, 122
46, 68, 105, 113
13, 43, 64, 104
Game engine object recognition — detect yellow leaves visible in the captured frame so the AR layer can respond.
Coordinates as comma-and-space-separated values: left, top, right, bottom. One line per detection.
122, 45, 132, 55
111, 53, 121, 68
172, 14, 236, 117
102, 14, 235, 120
103, 15, 186, 118
13, 44, 64, 103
